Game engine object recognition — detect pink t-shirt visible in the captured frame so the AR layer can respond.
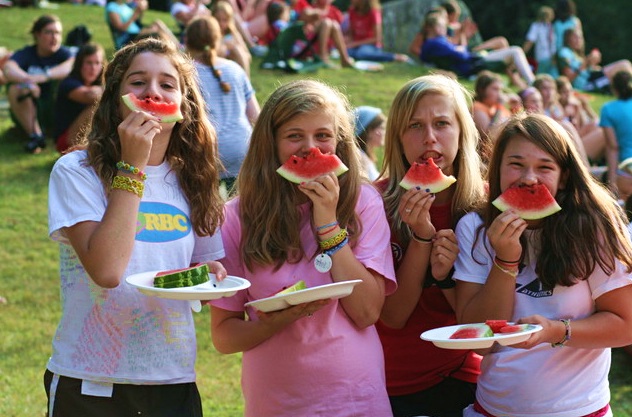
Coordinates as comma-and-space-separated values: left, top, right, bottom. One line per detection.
212, 184, 396, 417
348, 8, 382, 48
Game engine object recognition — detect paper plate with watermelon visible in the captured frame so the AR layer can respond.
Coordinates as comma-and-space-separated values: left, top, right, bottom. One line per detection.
277, 147, 348, 183
244, 279, 363, 313
122, 93, 183, 123
420, 321, 542, 349
399, 158, 456, 193
492, 183, 561, 220
126, 269, 250, 301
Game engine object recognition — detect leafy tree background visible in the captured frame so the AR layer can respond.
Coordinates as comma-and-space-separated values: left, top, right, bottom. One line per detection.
466, 0, 632, 64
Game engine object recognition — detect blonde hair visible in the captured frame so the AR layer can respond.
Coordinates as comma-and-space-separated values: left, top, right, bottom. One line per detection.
85, 38, 224, 236
237, 80, 363, 271
382, 74, 486, 244
482, 113, 632, 288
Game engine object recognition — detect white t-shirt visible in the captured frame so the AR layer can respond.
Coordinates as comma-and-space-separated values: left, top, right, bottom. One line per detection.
526, 21, 556, 62
47, 150, 224, 384
454, 212, 632, 417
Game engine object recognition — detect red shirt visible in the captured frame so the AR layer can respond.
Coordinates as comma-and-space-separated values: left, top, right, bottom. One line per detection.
348, 7, 381, 47
375, 179, 481, 396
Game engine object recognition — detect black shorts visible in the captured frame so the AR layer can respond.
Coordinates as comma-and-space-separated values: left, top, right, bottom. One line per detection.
389, 377, 476, 417
44, 369, 203, 417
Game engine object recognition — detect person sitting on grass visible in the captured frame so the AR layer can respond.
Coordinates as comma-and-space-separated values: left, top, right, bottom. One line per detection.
420, 13, 535, 87
53, 43, 105, 154
3, 14, 74, 154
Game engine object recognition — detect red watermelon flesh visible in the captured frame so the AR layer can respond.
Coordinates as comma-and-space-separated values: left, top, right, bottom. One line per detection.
485, 319, 508, 333
492, 183, 561, 220
122, 93, 183, 123
276, 147, 349, 183
449, 323, 494, 339
399, 158, 456, 192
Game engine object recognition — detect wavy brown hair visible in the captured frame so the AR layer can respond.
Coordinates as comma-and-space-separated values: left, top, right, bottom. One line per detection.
382, 74, 487, 245
237, 79, 363, 271
82, 38, 223, 236
480, 113, 632, 289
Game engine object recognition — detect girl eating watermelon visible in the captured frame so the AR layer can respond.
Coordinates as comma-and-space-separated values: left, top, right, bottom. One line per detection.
377, 74, 487, 417
45, 38, 226, 416
209, 79, 397, 416
454, 113, 632, 417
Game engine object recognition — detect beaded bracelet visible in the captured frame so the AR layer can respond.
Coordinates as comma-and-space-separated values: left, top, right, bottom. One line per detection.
411, 232, 433, 244
112, 175, 144, 198
116, 160, 148, 181
319, 228, 348, 250
324, 236, 348, 257
551, 319, 571, 348
493, 258, 518, 278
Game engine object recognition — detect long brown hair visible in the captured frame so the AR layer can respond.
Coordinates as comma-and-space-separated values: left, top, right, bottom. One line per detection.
237, 80, 363, 271
382, 74, 486, 245
185, 16, 231, 93
84, 38, 224, 236
481, 113, 632, 288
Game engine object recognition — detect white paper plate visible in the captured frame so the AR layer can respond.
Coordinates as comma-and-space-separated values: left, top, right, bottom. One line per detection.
354, 60, 384, 72
244, 279, 363, 313
421, 323, 543, 350
126, 270, 250, 301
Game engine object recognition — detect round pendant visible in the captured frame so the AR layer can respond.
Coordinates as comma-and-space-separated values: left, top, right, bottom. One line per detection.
314, 253, 332, 273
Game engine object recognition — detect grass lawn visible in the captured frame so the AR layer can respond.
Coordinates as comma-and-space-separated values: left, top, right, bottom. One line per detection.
1, 4, 630, 417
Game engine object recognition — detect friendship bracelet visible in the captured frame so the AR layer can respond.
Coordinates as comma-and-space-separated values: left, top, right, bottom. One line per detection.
112, 175, 144, 198
551, 319, 572, 348
323, 236, 349, 257
495, 255, 521, 264
317, 224, 339, 236
319, 228, 348, 250
494, 256, 520, 268
493, 258, 518, 278
411, 232, 433, 244
116, 160, 148, 181
316, 220, 338, 231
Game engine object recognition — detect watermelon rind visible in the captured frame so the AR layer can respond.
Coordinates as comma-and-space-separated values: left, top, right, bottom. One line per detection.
276, 148, 349, 183
399, 158, 456, 193
154, 264, 210, 288
492, 184, 561, 220
122, 93, 184, 123
276, 280, 307, 295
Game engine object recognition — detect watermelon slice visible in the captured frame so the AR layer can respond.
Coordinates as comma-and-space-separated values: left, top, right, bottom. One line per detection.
449, 323, 494, 339
399, 158, 456, 192
122, 93, 183, 123
276, 148, 349, 183
485, 319, 508, 333
498, 324, 532, 334
492, 183, 561, 220
276, 280, 307, 295
153, 263, 209, 288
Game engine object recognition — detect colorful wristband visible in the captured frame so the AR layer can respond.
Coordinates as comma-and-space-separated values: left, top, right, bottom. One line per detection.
551, 319, 571, 347
116, 160, 147, 181
112, 175, 144, 198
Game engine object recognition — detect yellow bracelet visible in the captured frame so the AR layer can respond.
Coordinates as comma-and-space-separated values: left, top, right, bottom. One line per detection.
319, 228, 348, 250
493, 258, 518, 278
112, 175, 144, 198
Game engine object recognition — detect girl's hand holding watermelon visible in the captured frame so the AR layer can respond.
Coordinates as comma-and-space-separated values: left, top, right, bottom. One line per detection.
117, 110, 163, 170
298, 171, 340, 227
398, 187, 436, 241
486, 209, 526, 264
